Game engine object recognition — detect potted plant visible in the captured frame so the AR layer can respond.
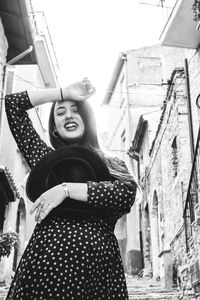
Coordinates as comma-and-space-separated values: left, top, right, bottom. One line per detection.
192, 0, 200, 22
0, 232, 19, 260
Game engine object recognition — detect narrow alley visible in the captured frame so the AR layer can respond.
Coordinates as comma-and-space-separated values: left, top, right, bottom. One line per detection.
0, 277, 178, 300
126, 275, 178, 300
1, 0, 200, 299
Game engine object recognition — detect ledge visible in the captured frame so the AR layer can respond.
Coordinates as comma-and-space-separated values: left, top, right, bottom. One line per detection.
158, 249, 171, 258
160, 0, 200, 49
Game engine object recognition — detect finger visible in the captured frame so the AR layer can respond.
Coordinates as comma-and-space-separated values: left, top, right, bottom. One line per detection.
82, 85, 96, 97
30, 200, 42, 215
35, 202, 49, 222
37, 203, 55, 223
82, 78, 93, 92
82, 77, 89, 83
35, 207, 41, 223
88, 86, 96, 95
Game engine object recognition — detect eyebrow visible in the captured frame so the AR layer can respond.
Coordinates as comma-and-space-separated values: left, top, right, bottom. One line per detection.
55, 104, 77, 111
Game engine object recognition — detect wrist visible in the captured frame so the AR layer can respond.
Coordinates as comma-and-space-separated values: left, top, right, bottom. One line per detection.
61, 182, 70, 198
60, 88, 64, 101
60, 87, 70, 101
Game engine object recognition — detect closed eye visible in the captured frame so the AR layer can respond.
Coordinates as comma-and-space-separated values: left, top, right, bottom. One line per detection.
56, 108, 66, 116
72, 107, 79, 113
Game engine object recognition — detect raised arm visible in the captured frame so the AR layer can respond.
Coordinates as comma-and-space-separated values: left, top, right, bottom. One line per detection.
27, 78, 95, 107
5, 78, 95, 169
5, 91, 52, 169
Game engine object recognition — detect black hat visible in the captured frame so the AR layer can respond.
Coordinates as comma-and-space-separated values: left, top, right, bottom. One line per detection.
26, 145, 113, 215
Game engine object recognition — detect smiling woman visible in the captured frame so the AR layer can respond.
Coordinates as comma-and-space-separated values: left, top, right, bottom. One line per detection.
4, 78, 137, 300
53, 101, 85, 143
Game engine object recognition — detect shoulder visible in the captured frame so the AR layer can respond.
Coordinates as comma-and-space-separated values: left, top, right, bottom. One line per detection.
96, 150, 128, 173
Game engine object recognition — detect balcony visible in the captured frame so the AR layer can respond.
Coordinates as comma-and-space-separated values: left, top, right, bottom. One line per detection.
0, 0, 37, 64
160, 0, 200, 49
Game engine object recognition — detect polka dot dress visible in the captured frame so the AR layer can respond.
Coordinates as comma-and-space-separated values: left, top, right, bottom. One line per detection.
5, 92, 136, 300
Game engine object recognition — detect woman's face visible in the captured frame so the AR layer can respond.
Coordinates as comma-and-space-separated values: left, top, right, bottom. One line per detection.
54, 100, 85, 142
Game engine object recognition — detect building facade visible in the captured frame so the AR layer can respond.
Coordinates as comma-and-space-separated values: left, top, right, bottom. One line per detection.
102, 43, 188, 276
157, 0, 200, 297
130, 68, 193, 287
0, 0, 58, 285
102, 2, 200, 295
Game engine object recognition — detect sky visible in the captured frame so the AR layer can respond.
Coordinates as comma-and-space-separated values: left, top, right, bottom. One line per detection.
31, 0, 174, 133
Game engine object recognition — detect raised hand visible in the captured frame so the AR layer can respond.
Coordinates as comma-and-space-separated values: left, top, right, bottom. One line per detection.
62, 77, 96, 102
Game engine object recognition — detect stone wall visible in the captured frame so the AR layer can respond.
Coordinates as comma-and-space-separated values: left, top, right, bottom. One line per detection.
141, 69, 193, 287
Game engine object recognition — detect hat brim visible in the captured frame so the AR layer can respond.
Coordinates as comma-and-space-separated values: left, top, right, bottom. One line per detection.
26, 145, 113, 215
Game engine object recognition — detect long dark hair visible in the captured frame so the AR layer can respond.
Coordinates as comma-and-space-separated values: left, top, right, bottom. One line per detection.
48, 100, 100, 150
49, 101, 138, 189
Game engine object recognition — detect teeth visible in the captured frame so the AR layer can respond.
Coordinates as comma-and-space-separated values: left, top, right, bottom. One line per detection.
65, 123, 77, 129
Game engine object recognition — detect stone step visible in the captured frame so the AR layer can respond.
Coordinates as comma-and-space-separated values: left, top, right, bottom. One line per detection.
128, 296, 177, 300
126, 276, 178, 300
128, 289, 178, 300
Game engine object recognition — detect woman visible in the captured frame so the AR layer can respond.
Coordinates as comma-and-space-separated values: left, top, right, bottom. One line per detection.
5, 78, 137, 300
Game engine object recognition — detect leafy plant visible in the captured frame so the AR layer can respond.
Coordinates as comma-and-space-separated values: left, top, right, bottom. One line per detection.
192, 0, 200, 22
0, 232, 19, 260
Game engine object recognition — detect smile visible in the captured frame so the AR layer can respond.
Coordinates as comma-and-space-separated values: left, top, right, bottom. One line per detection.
64, 122, 78, 131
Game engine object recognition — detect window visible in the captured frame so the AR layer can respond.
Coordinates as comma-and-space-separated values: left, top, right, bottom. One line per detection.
138, 57, 162, 85
190, 260, 200, 288
172, 137, 178, 177
120, 75, 125, 109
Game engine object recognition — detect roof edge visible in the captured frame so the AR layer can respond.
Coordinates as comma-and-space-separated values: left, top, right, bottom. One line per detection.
102, 54, 126, 105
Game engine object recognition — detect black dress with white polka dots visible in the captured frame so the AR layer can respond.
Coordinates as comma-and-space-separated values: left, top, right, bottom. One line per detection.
5, 92, 136, 300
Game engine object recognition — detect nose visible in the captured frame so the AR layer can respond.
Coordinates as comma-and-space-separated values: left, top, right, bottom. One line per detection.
65, 109, 73, 119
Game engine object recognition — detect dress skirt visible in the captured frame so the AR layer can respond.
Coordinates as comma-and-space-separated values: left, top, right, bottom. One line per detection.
6, 214, 129, 300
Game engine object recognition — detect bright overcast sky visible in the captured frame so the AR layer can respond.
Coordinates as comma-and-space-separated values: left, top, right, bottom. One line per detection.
31, 0, 173, 133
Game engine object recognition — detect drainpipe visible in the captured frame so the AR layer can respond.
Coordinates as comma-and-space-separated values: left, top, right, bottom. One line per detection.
128, 151, 144, 268
123, 53, 132, 147
184, 58, 195, 161
184, 58, 199, 250
7, 46, 33, 65
0, 46, 34, 148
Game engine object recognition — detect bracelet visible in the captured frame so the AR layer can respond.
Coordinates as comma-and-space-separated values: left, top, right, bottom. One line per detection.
60, 87, 64, 101
61, 182, 70, 198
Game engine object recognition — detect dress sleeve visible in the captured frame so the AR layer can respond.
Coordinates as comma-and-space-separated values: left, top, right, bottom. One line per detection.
5, 91, 52, 169
87, 180, 137, 215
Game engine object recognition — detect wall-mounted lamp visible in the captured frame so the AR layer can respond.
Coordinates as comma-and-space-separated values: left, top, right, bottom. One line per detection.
196, 93, 200, 109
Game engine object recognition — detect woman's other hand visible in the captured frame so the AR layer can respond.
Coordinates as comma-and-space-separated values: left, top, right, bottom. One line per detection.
30, 184, 66, 223
30, 182, 88, 223
62, 77, 96, 101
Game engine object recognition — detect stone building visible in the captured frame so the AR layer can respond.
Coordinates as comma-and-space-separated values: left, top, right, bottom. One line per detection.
129, 68, 193, 287
103, 1, 200, 295
156, 0, 200, 297
102, 43, 187, 276
117, 0, 200, 296
0, 0, 58, 285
